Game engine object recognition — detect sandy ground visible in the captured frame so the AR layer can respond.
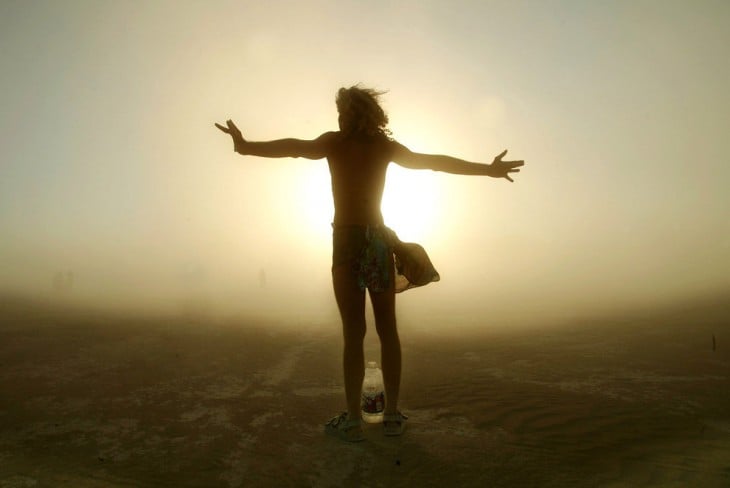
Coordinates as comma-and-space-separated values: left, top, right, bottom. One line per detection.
1, 296, 729, 487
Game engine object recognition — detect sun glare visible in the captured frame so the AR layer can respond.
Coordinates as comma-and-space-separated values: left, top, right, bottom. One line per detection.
381, 164, 442, 243
299, 163, 334, 246
297, 161, 445, 247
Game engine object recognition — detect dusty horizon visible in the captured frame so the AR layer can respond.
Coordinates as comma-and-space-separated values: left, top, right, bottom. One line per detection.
2, 1, 729, 330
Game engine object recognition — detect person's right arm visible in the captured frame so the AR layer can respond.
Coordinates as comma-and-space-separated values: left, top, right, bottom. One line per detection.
236, 134, 334, 160
391, 141, 524, 182
215, 119, 334, 160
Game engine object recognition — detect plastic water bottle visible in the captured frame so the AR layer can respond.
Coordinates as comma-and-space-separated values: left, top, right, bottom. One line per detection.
361, 361, 385, 423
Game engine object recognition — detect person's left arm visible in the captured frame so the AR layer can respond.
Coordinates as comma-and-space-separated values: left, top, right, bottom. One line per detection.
215, 119, 333, 160
390, 140, 525, 182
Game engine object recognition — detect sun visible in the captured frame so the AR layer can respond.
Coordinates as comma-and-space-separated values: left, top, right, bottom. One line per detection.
297, 160, 445, 247
297, 163, 335, 247
381, 163, 443, 242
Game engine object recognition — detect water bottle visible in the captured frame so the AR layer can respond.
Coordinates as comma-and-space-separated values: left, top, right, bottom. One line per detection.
361, 361, 385, 423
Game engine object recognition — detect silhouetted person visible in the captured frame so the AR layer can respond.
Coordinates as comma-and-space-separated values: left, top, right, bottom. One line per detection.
216, 86, 524, 441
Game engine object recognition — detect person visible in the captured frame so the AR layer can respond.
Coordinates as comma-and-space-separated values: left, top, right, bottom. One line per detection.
215, 85, 524, 442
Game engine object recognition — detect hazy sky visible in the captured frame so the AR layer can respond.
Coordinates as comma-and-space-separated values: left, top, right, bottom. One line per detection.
1, 1, 728, 327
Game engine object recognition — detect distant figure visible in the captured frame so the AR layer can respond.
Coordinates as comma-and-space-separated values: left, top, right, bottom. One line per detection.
53, 270, 74, 294
216, 86, 524, 441
53, 271, 64, 293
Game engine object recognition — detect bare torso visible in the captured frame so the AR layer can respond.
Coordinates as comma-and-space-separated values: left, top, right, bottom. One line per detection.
326, 132, 393, 226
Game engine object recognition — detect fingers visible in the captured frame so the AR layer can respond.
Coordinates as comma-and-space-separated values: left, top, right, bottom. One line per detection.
492, 150, 523, 182
214, 123, 230, 133
226, 120, 245, 140
504, 168, 521, 182
498, 160, 524, 168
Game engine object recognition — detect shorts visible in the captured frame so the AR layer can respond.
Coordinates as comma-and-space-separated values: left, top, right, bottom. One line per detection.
332, 224, 394, 292
332, 224, 440, 293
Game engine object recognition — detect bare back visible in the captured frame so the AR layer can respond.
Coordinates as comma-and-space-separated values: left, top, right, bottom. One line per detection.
326, 132, 394, 226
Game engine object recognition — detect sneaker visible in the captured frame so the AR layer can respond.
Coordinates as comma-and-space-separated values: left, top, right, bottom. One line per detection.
325, 412, 364, 442
383, 411, 408, 436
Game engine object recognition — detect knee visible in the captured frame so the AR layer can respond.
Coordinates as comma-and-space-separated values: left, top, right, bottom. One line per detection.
342, 317, 367, 344
374, 316, 398, 341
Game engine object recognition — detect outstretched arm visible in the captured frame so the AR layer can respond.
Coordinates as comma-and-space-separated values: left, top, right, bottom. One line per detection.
215, 119, 332, 160
391, 141, 524, 182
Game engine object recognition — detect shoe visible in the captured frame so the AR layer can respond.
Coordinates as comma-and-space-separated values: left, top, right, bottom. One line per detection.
383, 411, 408, 436
325, 412, 364, 442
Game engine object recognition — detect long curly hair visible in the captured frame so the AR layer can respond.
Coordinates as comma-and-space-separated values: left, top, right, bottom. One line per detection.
335, 85, 391, 138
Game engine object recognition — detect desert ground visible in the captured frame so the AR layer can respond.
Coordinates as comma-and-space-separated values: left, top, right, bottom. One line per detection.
1, 295, 728, 487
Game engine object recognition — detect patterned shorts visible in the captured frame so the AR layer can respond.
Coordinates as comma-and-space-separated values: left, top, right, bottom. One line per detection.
332, 225, 394, 292
332, 224, 440, 293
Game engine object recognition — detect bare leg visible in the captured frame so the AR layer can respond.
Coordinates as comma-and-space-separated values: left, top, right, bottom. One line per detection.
369, 276, 400, 416
332, 264, 367, 420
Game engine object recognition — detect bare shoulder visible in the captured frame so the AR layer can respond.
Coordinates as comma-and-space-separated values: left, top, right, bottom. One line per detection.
388, 139, 417, 165
318, 131, 340, 141
388, 138, 408, 154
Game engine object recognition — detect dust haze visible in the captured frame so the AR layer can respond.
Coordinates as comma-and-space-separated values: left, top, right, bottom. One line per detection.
1, 1, 729, 332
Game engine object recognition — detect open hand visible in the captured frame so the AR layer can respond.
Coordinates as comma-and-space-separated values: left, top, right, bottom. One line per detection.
489, 150, 524, 182
214, 119, 246, 153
